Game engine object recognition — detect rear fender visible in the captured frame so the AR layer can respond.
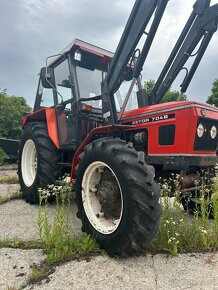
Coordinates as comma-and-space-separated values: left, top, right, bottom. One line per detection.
22, 108, 60, 149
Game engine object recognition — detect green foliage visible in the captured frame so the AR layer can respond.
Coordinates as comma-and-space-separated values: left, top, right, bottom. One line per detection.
0, 148, 8, 165
144, 79, 155, 96
206, 79, 218, 107
162, 90, 187, 103
148, 173, 218, 256
0, 174, 18, 184
0, 89, 31, 140
37, 178, 102, 264
28, 263, 52, 285
144, 79, 187, 103
0, 238, 44, 249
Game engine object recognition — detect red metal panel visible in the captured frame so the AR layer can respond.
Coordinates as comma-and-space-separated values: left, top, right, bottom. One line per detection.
45, 108, 59, 149
121, 101, 218, 156
22, 108, 60, 149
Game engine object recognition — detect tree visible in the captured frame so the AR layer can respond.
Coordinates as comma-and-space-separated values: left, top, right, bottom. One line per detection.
206, 79, 218, 107
144, 79, 187, 103
0, 89, 31, 140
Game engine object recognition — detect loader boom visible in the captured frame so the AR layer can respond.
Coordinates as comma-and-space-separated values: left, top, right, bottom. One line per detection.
101, 0, 169, 124
152, 0, 218, 104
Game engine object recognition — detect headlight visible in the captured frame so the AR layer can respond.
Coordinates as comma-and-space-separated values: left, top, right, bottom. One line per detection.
197, 123, 205, 138
210, 125, 217, 139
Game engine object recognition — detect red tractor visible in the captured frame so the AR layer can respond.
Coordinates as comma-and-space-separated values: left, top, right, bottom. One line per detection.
17, 0, 218, 255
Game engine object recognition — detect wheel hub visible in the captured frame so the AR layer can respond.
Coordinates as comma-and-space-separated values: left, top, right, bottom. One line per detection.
97, 179, 121, 219
81, 161, 123, 235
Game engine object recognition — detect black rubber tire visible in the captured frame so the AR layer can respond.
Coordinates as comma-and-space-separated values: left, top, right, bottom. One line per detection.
18, 122, 60, 204
76, 137, 161, 256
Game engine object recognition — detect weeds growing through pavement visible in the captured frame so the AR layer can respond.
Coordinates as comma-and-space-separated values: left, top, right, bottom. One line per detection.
28, 263, 53, 285
0, 175, 18, 184
37, 176, 102, 264
0, 191, 22, 205
37, 172, 217, 259
0, 238, 44, 249
149, 171, 218, 256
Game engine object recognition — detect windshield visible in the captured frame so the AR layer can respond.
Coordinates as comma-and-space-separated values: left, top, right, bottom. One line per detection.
114, 81, 139, 111
76, 66, 139, 111
76, 66, 103, 108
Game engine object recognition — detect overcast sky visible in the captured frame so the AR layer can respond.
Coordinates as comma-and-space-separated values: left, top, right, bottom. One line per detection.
0, 0, 217, 107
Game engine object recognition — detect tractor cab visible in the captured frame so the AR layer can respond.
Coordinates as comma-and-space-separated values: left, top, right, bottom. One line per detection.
33, 39, 138, 149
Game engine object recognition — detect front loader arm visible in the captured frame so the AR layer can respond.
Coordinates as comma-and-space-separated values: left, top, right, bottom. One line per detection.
152, 0, 218, 104
101, 0, 169, 124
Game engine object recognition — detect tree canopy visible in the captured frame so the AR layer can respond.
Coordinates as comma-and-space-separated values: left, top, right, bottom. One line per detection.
144, 79, 187, 103
0, 89, 31, 140
206, 79, 218, 107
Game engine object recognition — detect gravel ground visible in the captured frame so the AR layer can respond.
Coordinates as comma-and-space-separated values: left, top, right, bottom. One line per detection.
0, 165, 218, 290
0, 248, 45, 290
0, 184, 20, 198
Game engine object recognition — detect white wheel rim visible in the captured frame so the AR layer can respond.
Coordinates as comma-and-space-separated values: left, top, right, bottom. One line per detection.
21, 139, 37, 187
81, 161, 123, 235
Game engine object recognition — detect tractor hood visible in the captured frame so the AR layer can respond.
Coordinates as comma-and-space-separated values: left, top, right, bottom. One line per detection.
121, 101, 218, 124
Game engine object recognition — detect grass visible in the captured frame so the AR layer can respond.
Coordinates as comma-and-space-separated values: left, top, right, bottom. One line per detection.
37, 179, 102, 264
0, 175, 19, 184
28, 263, 55, 285
0, 148, 8, 165
0, 191, 22, 205
24, 179, 103, 286
0, 238, 44, 249
148, 173, 218, 256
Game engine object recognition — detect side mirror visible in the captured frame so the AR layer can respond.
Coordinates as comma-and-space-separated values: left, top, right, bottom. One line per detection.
40, 67, 55, 89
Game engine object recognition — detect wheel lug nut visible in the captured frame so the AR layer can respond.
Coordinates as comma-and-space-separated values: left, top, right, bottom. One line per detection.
89, 187, 97, 193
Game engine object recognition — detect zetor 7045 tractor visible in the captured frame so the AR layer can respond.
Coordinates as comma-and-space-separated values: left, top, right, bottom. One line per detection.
18, 0, 218, 255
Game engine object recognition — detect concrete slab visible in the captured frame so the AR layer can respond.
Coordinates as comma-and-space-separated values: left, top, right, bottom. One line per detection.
0, 248, 45, 290
25, 252, 218, 290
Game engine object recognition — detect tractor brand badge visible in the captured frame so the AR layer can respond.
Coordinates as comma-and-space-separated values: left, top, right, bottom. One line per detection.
132, 114, 175, 125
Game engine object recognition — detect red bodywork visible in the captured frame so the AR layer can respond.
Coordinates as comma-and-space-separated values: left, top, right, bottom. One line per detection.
23, 108, 60, 149
23, 100, 218, 180
122, 101, 218, 155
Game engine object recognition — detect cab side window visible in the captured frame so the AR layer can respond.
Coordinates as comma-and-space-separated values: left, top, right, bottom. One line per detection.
54, 59, 72, 105
38, 80, 54, 108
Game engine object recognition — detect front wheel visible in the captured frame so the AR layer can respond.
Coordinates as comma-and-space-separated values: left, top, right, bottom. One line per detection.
76, 137, 161, 256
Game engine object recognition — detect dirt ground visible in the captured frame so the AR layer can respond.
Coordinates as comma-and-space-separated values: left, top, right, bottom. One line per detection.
0, 165, 217, 290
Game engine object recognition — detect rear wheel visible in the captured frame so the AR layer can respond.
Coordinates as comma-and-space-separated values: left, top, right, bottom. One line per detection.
18, 122, 60, 203
76, 137, 161, 256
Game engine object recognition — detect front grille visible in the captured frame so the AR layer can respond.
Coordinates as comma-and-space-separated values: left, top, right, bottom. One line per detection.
194, 117, 218, 151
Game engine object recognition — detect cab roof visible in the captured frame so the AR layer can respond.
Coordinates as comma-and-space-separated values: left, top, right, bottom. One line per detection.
49, 38, 114, 67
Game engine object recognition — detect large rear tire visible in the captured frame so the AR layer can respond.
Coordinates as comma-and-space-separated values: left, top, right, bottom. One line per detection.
18, 122, 60, 204
76, 137, 161, 256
